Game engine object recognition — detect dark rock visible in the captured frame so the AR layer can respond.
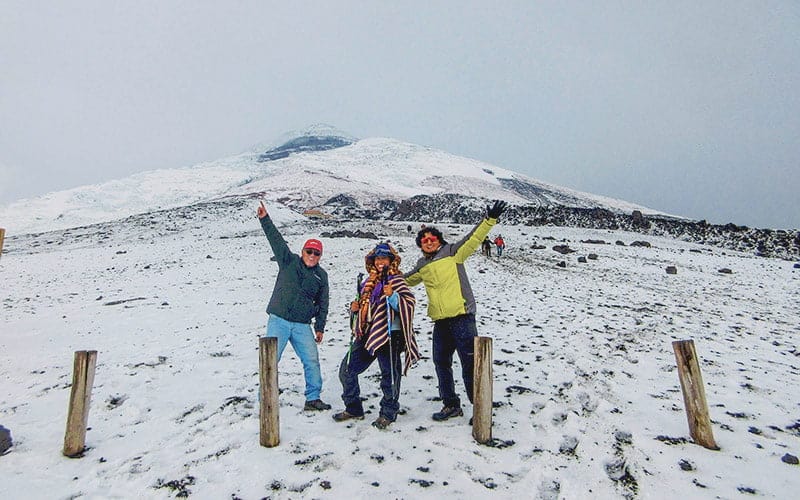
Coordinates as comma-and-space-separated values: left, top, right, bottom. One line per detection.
577, 256, 587, 263
0, 425, 12, 455
552, 245, 576, 254
678, 459, 695, 471
630, 241, 652, 248
631, 210, 651, 229
718, 268, 733, 274
615, 240, 626, 246
587, 253, 598, 260
782, 453, 799, 465
581, 239, 607, 245
666, 266, 678, 275
557, 261, 566, 268
531, 244, 546, 250
793, 263, 799, 269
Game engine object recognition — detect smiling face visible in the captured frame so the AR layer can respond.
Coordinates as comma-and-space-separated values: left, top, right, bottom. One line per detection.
302, 247, 321, 267
373, 255, 391, 272
419, 232, 441, 254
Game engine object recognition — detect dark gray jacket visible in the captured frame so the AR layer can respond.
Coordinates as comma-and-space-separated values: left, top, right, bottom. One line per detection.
260, 216, 329, 332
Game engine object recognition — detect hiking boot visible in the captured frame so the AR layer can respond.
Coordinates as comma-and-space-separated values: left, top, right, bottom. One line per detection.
332, 410, 364, 422
304, 399, 332, 411
431, 405, 463, 421
371, 416, 392, 430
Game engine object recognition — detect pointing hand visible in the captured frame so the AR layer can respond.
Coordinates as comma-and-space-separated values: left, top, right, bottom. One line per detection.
257, 201, 268, 219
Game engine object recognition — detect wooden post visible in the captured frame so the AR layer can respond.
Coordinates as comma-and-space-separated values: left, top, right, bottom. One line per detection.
259, 337, 280, 447
63, 350, 98, 457
0, 227, 5, 261
672, 340, 719, 450
473, 336, 493, 444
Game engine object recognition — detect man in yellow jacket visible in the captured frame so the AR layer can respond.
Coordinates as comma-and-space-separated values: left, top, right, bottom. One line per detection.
404, 200, 507, 421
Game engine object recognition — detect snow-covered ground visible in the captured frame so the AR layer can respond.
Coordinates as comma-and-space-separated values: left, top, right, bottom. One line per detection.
1, 201, 798, 499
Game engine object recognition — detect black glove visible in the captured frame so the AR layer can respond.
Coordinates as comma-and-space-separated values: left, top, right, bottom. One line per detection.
487, 200, 507, 220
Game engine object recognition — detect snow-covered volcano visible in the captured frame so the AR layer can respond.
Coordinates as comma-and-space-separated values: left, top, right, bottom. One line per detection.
0, 127, 660, 235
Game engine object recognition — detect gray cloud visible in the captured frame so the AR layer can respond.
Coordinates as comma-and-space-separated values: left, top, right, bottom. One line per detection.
1, 1, 798, 228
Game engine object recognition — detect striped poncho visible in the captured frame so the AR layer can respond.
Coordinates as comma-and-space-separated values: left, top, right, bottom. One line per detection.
356, 273, 419, 374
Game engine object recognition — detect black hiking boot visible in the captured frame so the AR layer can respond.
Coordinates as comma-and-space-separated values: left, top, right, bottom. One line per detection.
371, 416, 392, 430
332, 410, 364, 422
304, 399, 332, 411
431, 405, 463, 421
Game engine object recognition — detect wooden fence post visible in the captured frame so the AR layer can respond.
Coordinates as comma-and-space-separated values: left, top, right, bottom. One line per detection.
63, 350, 98, 457
672, 339, 719, 450
259, 337, 280, 447
473, 336, 493, 444
0, 227, 5, 261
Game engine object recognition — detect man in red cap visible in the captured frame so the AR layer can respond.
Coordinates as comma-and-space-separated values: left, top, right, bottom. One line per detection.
257, 201, 331, 411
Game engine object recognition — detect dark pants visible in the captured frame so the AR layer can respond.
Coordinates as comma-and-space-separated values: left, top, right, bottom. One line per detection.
339, 334, 404, 420
432, 313, 478, 408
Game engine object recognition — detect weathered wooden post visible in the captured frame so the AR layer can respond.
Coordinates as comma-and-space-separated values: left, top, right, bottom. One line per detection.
63, 350, 98, 457
473, 336, 493, 444
0, 227, 5, 261
259, 337, 280, 447
672, 340, 719, 450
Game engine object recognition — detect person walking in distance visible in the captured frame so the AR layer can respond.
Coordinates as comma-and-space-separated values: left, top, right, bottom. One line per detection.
257, 201, 331, 411
333, 243, 419, 429
494, 234, 505, 258
404, 200, 507, 421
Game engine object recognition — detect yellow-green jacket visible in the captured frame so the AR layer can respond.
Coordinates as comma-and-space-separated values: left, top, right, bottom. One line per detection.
404, 218, 496, 321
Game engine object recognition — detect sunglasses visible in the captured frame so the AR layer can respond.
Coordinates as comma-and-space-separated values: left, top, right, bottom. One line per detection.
420, 236, 438, 244
304, 248, 321, 256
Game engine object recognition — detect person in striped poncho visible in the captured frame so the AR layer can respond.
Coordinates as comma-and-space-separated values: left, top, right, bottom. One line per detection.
333, 242, 419, 429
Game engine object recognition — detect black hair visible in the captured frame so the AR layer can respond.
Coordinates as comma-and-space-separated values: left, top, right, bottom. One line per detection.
416, 226, 448, 248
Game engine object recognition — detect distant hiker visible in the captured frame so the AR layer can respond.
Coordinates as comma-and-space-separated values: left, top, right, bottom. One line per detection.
257, 201, 331, 411
481, 237, 492, 257
404, 200, 507, 422
494, 235, 505, 258
333, 243, 419, 429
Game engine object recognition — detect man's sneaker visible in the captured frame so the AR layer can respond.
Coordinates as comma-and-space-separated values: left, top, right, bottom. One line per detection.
304, 399, 332, 411
431, 405, 463, 421
372, 416, 392, 429
332, 410, 364, 422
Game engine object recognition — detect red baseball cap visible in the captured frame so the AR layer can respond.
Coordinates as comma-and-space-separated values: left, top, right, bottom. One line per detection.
303, 239, 323, 253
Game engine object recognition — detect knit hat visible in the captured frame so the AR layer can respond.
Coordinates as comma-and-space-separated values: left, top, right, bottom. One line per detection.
303, 239, 323, 253
372, 243, 394, 259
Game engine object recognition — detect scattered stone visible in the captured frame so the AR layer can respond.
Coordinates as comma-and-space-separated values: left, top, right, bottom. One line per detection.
587, 253, 598, 260
737, 486, 757, 494
630, 241, 651, 248
655, 435, 688, 445
0, 425, 12, 455
615, 240, 626, 246
678, 459, 695, 471
321, 229, 379, 239
581, 239, 607, 245
614, 430, 633, 445
782, 453, 799, 465
320, 480, 332, 489
666, 266, 677, 275
552, 245, 576, 254
558, 436, 579, 455
577, 256, 587, 263
556, 261, 566, 268
531, 244, 546, 250
718, 268, 733, 274
794, 263, 800, 269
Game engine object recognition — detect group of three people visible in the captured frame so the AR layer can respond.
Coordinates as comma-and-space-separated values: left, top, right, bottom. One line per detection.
256, 200, 507, 429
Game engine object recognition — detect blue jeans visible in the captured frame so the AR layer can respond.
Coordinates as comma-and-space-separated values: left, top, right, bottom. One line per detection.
338, 334, 404, 420
266, 314, 322, 401
432, 313, 478, 408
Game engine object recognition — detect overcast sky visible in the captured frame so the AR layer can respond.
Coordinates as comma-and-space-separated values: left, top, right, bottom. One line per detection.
1, 1, 798, 229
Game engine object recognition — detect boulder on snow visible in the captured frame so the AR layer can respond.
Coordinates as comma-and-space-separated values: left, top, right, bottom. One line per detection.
587, 253, 598, 260
718, 268, 733, 274
782, 453, 799, 465
552, 245, 576, 255
630, 241, 652, 248
666, 266, 678, 275
0, 425, 12, 455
